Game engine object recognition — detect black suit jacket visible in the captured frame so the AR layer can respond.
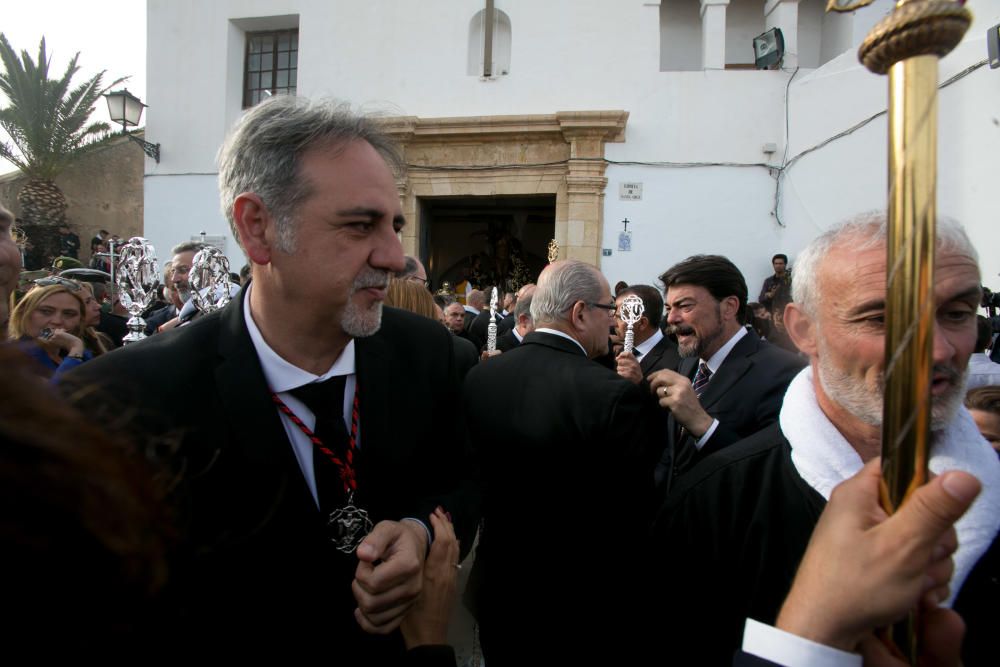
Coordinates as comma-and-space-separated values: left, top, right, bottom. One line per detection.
451, 331, 479, 380
495, 328, 521, 352
646, 424, 998, 666
467, 309, 504, 351
638, 333, 681, 377
497, 312, 515, 335
65, 292, 477, 657
657, 331, 804, 484
462, 331, 668, 664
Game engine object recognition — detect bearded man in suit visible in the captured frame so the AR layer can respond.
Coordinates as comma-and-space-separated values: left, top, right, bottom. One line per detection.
66, 96, 476, 659
649, 254, 804, 485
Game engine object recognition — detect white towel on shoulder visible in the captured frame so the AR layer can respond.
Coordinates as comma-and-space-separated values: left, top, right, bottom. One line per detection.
781, 366, 1000, 606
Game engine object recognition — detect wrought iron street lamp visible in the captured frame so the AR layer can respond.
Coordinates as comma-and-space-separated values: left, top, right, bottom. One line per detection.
104, 88, 160, 163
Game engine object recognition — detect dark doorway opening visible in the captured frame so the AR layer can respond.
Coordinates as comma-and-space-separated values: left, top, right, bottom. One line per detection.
419, 194, 555, 296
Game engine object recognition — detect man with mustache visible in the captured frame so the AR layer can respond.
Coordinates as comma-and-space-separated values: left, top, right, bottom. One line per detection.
66, 96, 476, 659
648, 254, 803, 484
646, 214, 1000, 665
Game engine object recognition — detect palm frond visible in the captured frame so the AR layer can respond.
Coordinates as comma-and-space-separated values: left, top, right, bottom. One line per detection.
0, 33, 129, 180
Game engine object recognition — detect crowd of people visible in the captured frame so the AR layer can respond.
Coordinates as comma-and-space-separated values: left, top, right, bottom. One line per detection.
1, 95, 998, 665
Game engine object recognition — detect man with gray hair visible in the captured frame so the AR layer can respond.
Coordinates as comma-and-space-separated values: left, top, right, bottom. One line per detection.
645, 213, 999, 665
67, 95, 475, 658
496, 287, 534, 352
462, 259, 668, 663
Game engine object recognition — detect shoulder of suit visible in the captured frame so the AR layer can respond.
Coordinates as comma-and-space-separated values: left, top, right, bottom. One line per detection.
664, 424, 789, 508
745, 335, 805, 367
380, 306, 450, 343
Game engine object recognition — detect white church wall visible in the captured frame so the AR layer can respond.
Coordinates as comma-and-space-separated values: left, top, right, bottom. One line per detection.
145, 0, 1000, 293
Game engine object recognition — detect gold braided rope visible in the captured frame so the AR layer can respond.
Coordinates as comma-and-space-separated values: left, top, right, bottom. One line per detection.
859, 0, 972, 74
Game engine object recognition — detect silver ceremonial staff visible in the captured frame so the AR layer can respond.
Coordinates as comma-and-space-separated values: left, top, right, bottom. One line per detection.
116, 237, 161, 345
487, 287, 499, 353
189, 245, 234, 314
619, 294, 645, 356
831, 0, 972, 661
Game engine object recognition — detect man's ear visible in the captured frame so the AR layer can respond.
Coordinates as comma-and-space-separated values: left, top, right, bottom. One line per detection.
232, 193, 273, 265
569, 300, 587, 333
784, 303, 817, 356
721, 295, 741, 322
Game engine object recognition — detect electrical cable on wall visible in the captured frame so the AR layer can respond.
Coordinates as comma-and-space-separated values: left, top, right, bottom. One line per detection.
398, 59, 987, 229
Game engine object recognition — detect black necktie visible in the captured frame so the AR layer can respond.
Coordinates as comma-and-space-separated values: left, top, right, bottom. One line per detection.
692, 362, 712, 398
290, 377, 349, 513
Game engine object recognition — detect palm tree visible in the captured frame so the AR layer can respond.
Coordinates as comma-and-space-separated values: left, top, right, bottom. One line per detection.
0, 34, 123, 267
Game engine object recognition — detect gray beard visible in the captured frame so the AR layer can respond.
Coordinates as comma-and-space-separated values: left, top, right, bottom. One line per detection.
341, 268, 390, 337
817, 352, 968, 432
341, 300, 383, 338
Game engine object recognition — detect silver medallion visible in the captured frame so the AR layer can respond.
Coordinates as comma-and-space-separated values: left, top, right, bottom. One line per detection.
327, 493, 374, 553
116, 237, 161, 345
189, 245, 234, 314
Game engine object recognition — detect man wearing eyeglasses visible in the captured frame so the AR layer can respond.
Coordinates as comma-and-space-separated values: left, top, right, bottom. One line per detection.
398, 255, 428, 287
462, 259, 668, 664
648, 254, 803, 485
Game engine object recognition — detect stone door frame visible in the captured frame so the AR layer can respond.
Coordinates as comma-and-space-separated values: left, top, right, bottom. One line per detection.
381, 110, 628, 267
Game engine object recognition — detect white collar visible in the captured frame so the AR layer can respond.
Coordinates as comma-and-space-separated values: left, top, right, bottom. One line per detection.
634, 328, 664, 359
781, 366, 1000, 606
243, 283, 356, 392
464, 305, 480, 315
512, 326, 524, 343
535, 327, 587, 355
702, 326, 747, 373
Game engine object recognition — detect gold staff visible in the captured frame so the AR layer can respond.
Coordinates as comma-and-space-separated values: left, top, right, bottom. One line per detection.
829, 0, 971, 661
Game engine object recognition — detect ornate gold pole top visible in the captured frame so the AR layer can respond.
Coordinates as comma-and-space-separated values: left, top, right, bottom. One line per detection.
547, 239, 559, 263
859, 0, 972, 74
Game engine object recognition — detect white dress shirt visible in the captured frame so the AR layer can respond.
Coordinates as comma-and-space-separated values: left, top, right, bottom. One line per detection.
633, 328, 664, 362
693, 326, 748, 449
244, 286, 357, 507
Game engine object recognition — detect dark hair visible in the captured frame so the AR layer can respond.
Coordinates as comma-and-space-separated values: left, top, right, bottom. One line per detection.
976, 315, 993, 353
171, 241, 206, 256
614, 280, 629, 296
658, 255, 748, 324
398, 256, 420, 279
618, 284, 664, 330
772, 254, 788, 264
966, 385, 1000, 416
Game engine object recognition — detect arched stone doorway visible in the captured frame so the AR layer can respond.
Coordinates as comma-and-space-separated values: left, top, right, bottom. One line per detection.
382, 110, 629, 287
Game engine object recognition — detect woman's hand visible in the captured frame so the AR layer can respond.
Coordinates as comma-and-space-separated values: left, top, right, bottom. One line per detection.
400, 507, 461, 648
39, 328, 85, 358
